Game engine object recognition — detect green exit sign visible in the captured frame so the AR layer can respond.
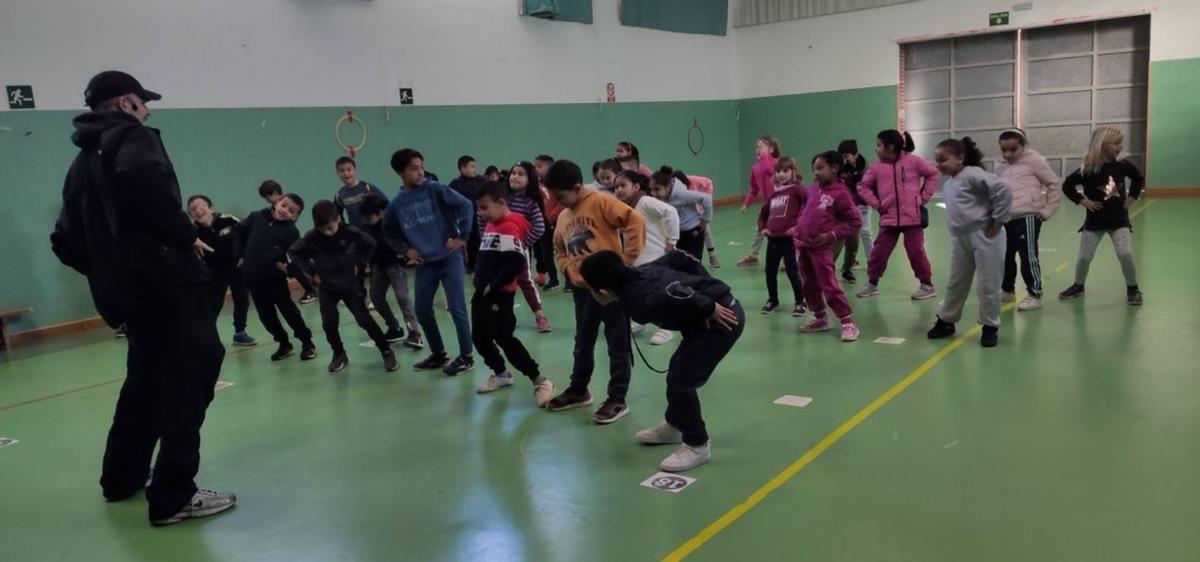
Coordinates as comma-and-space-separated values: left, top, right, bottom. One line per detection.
989, 11, 1010, 26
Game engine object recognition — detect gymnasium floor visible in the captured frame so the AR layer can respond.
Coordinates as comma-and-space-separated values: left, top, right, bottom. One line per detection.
2, 200, 1197, 562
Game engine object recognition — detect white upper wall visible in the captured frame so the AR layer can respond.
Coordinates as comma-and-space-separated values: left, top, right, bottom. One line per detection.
732, 0, 1200, 99
0, 0, 734, 110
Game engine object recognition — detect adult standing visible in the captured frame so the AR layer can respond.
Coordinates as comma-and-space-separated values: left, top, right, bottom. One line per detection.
51, 71, 234, 526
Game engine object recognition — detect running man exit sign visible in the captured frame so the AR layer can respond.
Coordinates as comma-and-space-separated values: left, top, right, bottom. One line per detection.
989, 11, 1010, 26
7, 85, 35, 109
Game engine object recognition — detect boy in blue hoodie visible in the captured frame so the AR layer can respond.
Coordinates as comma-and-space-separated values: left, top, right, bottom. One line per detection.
382, 149, 476, 376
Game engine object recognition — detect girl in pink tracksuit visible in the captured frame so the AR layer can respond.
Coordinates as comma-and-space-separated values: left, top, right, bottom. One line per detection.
737, 135, 781, 266
855, 130, 940, 300
794, 152, 864, 342
993, 128, 1061, 311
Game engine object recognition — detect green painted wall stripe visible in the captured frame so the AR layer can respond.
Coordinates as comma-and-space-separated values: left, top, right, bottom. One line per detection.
1148, 58, 1200, 187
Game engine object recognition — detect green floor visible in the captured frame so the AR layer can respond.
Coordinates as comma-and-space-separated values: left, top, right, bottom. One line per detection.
2, 201, 1198, 562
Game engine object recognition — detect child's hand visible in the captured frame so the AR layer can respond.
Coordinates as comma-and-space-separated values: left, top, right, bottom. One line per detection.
275, 262, 288, 273
193, 239, 214, 258
812, 232, 834, 245
445, 238, 465, 253
1080, 199, 1103, 212
405, 249, 422, 266
984, 223, 1002, 239
706, 303, 740, 332
665, 242, 676, 253
786, 227, 796, 236
759, 228, 770, 236
311, 274, 322, 286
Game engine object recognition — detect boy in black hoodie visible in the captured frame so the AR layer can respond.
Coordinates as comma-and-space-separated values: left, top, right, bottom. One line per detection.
240, 191, 316, 361
188, 195, 257, 347
361, 194, 424, 350
258, 180, 317, 304
578, 250, 744, 473
289, 201, 397, 373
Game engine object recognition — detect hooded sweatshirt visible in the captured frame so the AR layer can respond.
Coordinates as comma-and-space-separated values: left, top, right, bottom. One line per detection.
475, 212, 532, 295
793, 181, 863, 249
195, 213, 242, 274
757, 182, 806, 237
858, 152, 940, 228
554, 189, 645, 289
941, 166, 1013, 236
993, 149, 1061, 220
382, 179, 473, 264
743, 154, 777, 207
288, 224, 376, 293
240, 208, 300, 283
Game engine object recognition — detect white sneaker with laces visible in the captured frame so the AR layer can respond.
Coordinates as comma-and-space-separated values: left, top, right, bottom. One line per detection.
660, 442, 711, 472
1001, 291, 1017, 303
1017, 296, 1042, 311
533, 378, 556, 407
636, 421, 683, 445
477, 373, 514, 394
649, 330, 674, 345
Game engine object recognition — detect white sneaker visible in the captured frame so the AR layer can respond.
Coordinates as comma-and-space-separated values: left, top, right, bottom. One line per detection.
660, 442, 711, 472
855, 284, 879, 298
1017, 296, 1042, 311
911, 284, 938, 300
477, 373, 514, 394
649, 330, 674, 345
636, 421, 683, 445
533, 378, 556, 407
630, 321, 646, 335
1001, 291, 1017, 303
151, 489, 237, 526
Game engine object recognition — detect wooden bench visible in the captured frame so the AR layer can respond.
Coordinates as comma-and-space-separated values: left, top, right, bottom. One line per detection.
0, 307, 33, 351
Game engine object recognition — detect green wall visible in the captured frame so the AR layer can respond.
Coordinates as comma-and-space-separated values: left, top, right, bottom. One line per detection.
1148, 58, 1200, 188
0, 100, 740, 330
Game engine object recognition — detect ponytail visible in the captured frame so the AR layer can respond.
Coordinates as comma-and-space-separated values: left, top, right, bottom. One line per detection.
878, 129, 915, 156
651, 165, 677, 188
936, 137, 985, 168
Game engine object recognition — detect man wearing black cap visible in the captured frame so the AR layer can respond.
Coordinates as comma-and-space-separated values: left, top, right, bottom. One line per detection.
51, 71, 236, 526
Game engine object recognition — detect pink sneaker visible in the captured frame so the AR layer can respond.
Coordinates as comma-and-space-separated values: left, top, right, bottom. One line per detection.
800, 317, 831, 333
840, 322, 860, 342
535, 314, 552, 333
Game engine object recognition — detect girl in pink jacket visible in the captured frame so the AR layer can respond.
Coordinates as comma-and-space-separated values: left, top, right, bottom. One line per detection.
994, 128, 1061, 311
737, 135, 781, 266
855, 130, 940, 300
795, 152, 864, 342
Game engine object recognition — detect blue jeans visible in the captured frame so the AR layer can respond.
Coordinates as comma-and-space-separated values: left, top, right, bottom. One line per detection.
414, 256, 473, 357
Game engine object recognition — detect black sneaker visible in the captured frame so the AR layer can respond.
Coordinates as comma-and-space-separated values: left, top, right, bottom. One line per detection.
981, 325, 999, 348
927, 318, 956, 340
403, 332, 426, 350
761, 300, 779, 315
792, 304, 807, 317
114, 324, 128, 338
299, 341, 317, 361
299, 292, 317, 305
591, 398, 630, 425
383, 327, 405, 343
546, 388, 594, 412
443, 355, 475, 376
1058, 284, 1085, 300
842, 270, 857, 284
328, 352, 349, 373
414, 351, 449, 370
1127, 288, 1144, 306
270, 342, 294, 361
382, 349, 399, 372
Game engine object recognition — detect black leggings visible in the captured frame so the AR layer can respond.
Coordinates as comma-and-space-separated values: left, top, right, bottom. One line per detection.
764, 236, 803, 305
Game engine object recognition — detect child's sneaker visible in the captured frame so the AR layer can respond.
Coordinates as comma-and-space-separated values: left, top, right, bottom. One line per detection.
414, 351, 449, 370
840, 322, 860, 342
650, 330, 674, 345
630, 321, 646, 335
1001, 291, 1017, 303
443, 355, 475, 376
660, 442, 711, 472
1127, 286, 1144, 306
800, 317, 831, 333
761, 300, 779, 315
382, 349, 398, 372
911, 284, 938, 300
150, 489, 237, 527
328, 352, 349, 373
1058, 284, 1085, 300
792, 304, 807, 317
709, 254, 721, 268
270, 342, 294, 361
1017, 296, 1042, 311
232, 332, 258, 347
299, 292, 317, 305
926, 318, 956, 339
841, 270, 856, 284
636, 421, 683, 445
533, 378, 556, 408
736, 255, 759, 267
546, 388, 593, 412
477, 372, 514, 393
383, 327, 405, 343
535, 314, 552, 333
402, 332, 425, 350
592, 398, 630, 424
299, 341, 317, 361
981, 325, 999, 348
856, 284, 879, 298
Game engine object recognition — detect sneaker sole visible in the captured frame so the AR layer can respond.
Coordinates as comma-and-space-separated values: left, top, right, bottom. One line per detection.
329, 363, 348, 373
911, 293, 938, 301
443, 364, 475, 377
856, 292, 879, 299
232, 341, 259, 347
800, 326, 832, 333
547, 397, 594, 412
592, 405, 631, 425
271, 351, 295, 361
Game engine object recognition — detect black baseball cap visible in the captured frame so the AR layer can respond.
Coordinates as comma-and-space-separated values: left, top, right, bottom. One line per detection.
84, 71, 162, 107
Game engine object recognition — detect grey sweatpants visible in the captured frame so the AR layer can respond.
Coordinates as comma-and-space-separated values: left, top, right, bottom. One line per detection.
938, 230, 1007, 328
749, 231, 766, 257
1074, 227, 1137, 286
369, 264, 418, 332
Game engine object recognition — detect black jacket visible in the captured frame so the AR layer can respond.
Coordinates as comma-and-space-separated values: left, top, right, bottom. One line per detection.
1062, 160, 1144, 232
367, 220, 404, 267
239, 208, 300, 283
288, 225, 376, 293
617, 252, 733, 332
842, 154, 868, 206
196, 213, 242, 274
51, 111, 205, 327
